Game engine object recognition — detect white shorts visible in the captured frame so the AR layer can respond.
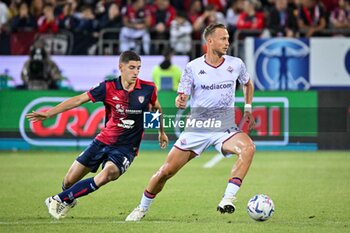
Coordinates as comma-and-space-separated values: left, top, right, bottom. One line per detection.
174, 130, 240, 157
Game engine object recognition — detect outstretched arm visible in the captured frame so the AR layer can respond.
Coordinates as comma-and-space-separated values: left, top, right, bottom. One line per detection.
26, 92, 91, 122
242, 79, 255, 130
152, 99, 168, 149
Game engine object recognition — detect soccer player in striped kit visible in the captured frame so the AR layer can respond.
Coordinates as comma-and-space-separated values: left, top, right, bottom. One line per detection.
126, 23, 256, 221
26, 51, 168, 219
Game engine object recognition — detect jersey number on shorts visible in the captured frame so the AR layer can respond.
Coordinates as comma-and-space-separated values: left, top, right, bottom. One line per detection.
122, 157, 130, 171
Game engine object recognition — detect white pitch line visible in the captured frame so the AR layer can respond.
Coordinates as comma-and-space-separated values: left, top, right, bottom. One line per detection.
0, 221, 121, 225
203, 153, 224, 168
0, 221, 173, 225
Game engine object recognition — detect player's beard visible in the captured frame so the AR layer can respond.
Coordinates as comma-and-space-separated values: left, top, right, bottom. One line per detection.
213, 48, 227, 57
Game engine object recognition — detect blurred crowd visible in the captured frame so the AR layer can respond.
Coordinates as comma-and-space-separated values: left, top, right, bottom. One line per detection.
0, 0, 349, 55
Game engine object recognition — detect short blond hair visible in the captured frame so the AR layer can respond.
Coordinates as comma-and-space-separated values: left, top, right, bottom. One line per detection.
203, 23, 227, 41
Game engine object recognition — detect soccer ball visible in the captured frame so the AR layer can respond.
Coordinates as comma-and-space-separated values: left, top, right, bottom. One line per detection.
247, 194, 275, 221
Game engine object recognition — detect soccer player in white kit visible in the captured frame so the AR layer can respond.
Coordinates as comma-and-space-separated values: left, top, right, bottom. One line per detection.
126, 23, 256, 221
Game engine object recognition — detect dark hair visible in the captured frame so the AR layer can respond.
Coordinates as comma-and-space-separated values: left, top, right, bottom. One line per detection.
43, 3, 54, 9
19, 1, 28, 8
176, 10, 188, 20
81, 5, 93, 12
203, 23, 227, 40
159, 48, 173, 69
119, 51, 141, 64
204, 4, 215, 11
160, 60, 171, 69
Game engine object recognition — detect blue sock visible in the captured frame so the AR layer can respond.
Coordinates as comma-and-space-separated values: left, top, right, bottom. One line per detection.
62, 180, 67, 191
56, 177, 99, 204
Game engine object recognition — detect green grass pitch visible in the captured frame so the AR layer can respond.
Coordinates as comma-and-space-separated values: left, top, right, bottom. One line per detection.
0, 150, 349, 233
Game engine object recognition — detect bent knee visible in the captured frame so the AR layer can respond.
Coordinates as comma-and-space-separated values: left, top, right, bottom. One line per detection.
239, 142, 256, 160
63, 179, 75, 189
102, 168, 120, 183
245, 142, 256, 154
64, 175, 79, 188
107, 169, 120, 181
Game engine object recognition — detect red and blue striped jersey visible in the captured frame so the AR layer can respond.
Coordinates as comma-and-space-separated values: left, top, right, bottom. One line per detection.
87, 77, 157, 154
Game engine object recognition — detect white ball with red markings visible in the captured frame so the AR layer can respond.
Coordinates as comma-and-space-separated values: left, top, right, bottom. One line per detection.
247, 194, 275, 221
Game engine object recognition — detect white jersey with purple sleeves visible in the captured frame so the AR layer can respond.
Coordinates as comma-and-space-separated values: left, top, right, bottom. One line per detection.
177, 55, 250, 132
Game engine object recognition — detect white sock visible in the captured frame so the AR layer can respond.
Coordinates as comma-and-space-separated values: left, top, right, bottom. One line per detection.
139, 191, 156, 210
223, 183, 240, 199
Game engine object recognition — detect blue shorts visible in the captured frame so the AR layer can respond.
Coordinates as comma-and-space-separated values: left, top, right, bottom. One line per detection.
76, 139, 135, 174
